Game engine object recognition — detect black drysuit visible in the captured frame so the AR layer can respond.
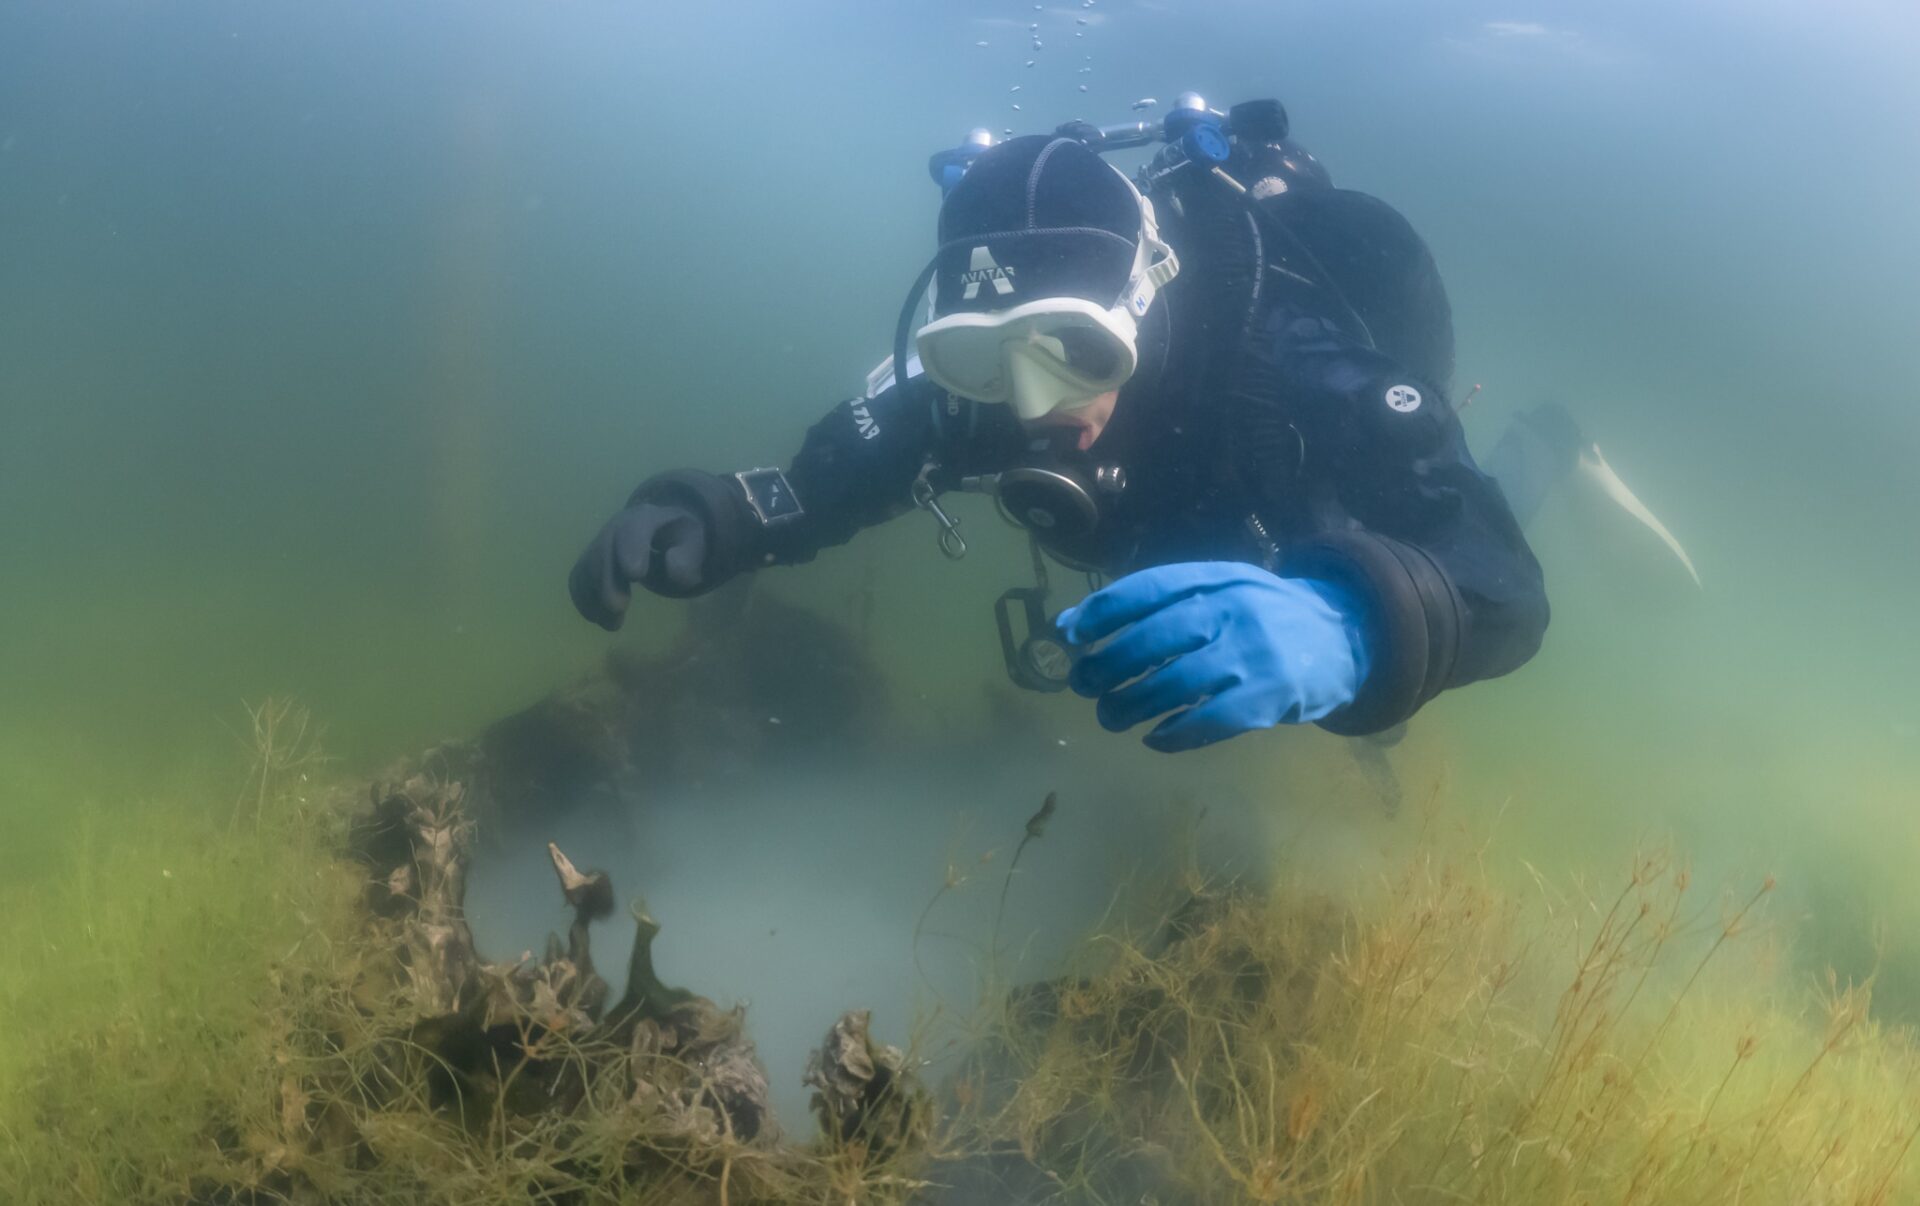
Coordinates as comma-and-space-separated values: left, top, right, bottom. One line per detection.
632, 185, 1548, 736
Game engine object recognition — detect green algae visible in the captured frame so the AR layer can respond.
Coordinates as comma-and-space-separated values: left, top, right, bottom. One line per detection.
3, 707, 1917, 1205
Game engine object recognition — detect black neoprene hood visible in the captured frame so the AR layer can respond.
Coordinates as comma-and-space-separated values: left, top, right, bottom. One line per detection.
931, 135, 1142, 318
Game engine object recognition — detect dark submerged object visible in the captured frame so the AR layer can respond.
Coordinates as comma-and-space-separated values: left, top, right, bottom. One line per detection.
407, 579, 890, 830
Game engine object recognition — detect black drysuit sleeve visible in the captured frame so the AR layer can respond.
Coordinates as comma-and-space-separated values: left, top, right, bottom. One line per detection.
1268, 310, 1549, 734
624, 375, 937, 589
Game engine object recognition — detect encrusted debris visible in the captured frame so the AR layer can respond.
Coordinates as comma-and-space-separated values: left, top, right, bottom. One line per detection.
336, 771, 935, 1181
804, 1009, 932, 1158
347, 774, 781, 1147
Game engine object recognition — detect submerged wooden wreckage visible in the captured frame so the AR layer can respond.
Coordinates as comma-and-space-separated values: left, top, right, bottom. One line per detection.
184, 586, 941, 1202
335, 771, 929, 1194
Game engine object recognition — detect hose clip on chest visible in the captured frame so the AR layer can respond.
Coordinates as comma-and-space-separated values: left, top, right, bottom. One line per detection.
911, 461, 968, 559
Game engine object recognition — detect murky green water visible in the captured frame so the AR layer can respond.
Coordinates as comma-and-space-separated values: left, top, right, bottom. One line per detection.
3, 0, 1917, 1181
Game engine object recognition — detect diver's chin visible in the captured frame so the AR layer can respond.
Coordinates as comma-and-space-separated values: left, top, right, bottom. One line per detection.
1025, 402, 1105, 451
1024, 414, 1097, 452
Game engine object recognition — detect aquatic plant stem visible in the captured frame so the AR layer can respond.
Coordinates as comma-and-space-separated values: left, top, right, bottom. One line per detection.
1550, 873, 1701, 1190
910, 880, 957, 997
989, 837, 1035, 967
1730, 978, 1869, 1201
991, 793, 1057, 970
1625, 880, 1776, 1191
1170, 1057, 1250, 1194
1866, 1115, 1920, 1205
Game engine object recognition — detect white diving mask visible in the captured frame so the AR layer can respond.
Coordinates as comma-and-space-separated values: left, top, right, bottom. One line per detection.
914, 175, 1180, 422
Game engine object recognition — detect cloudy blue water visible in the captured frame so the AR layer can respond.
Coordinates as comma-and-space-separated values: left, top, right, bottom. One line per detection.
3, 0, 1917, 1128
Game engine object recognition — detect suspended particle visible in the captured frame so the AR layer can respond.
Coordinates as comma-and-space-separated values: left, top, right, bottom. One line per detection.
1004, 127, 1014, 135
1074, 30, 1084, 36
1078, 84, 1088, 92
1010, 84, 1021, 92
1029, 21, 1038, 29
975, 40, 990, 47
1026, 59, 1035, 67
1011, 103, 1022, 111
1076, 16, 1088, 24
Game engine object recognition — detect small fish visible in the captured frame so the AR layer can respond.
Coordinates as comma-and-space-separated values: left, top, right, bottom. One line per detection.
1078, 84, 1088, 92
975, 39, 989, 47
1132, 96, 1158, 110
1011, 84, 1022, 92
1011, 103, 1022, 111
1076, 16, 1088, 23
1026, 59, 1035, 67
1025, 791, 1058, 840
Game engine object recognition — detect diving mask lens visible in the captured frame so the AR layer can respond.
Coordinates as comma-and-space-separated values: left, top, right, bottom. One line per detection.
916, 298, 1137, 419
1053, 325, 1125, 381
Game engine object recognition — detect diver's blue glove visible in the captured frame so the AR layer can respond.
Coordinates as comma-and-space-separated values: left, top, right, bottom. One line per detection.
1056, 562, 1370, 753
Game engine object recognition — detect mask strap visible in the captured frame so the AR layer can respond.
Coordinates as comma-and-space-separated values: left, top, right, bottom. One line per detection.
1139, 216, 1181, 291
890, 251, 970, 440
1116, 174, 1181, 317
892, 252, 940, 389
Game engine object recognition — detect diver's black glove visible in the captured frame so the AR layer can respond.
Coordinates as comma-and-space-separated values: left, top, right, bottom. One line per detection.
568, 502, 709, 631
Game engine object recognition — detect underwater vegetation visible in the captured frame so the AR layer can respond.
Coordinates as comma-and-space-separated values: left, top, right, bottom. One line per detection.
945, 853, 1920, 1204
1, 696, 1915, 1205
0, 702, 935, 1206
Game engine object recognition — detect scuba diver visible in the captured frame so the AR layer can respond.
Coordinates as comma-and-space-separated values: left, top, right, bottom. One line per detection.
570, 95, 1551, 751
